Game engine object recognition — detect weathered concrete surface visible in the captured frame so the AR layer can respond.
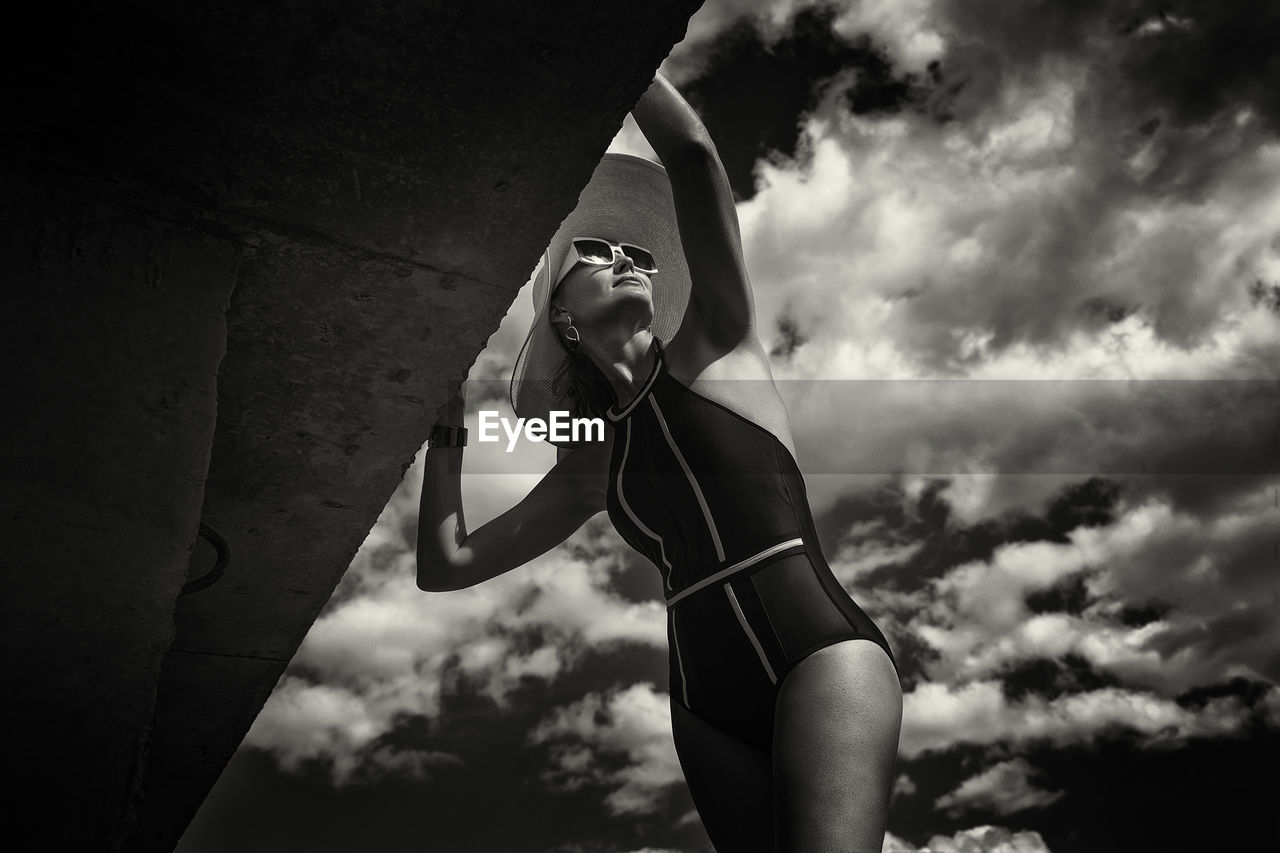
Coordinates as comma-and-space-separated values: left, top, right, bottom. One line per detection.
3, 1, 702, 851
0, 174, 239, 849
132, 241, 517, 853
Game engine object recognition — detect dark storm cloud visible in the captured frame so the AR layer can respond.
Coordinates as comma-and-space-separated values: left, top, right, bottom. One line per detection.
815, 475, 1122, 594
1248, 278, 1280, 313
1008, 725, 1280, 853
891, 719, 1280, 853
790, 378, 1280, 529
894, 0, 1280, 353
998, 653, 1122, 703
1118, 0, 1280, 133
679, 3, 925, 199
935, 0, 1280, 132
813, 476, 1123, 689
1148, 602, 1280, 682
183, 693, 704, 853
769, 314, 807, 358
1023, 574, 1093, 617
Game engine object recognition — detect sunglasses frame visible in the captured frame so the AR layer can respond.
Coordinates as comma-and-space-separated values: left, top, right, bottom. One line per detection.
552, 236, 658, 291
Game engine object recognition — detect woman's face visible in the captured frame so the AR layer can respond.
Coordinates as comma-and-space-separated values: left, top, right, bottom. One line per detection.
550, 248, 655, 332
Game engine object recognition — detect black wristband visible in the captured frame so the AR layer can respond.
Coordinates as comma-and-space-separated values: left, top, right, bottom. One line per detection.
428, 424, 468, 448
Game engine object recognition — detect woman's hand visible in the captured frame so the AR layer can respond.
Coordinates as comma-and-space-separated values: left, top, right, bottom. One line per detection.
432, 376, 467, 428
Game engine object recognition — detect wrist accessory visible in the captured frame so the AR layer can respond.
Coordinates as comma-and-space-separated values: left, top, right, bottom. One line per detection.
428, 424, 468, 448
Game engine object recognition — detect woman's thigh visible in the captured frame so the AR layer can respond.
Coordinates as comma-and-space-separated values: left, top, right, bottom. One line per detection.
670, 698, 773, 853
772, 639, 902, 853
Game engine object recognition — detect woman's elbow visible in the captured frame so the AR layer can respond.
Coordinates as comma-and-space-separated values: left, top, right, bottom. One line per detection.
415, 576, 450, 593
414, 557, 463, 593
666, 132, 718, 169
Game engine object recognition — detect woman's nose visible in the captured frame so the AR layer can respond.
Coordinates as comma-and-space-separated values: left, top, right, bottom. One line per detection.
613, 251, 634, 272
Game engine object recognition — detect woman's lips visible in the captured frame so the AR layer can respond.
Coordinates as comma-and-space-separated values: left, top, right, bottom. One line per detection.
615, 276, 644, 288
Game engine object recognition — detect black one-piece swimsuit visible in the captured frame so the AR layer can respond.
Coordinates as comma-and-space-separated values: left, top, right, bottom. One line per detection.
604, 338, 897, 753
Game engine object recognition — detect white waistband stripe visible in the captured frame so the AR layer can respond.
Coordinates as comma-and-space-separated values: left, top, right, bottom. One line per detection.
665, 537, 804, 607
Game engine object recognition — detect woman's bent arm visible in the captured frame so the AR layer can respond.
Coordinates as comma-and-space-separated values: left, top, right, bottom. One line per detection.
416, 425, 609, 592
632, 73, 756, 345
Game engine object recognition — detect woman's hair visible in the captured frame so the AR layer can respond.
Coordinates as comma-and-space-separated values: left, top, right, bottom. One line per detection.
552, 343, 615, 420
547, 270, 616, 420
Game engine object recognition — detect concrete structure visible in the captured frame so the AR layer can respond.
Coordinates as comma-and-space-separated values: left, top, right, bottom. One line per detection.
2, 3, 703, 850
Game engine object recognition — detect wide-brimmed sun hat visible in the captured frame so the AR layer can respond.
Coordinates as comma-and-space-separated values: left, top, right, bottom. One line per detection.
509, 152, 692, 435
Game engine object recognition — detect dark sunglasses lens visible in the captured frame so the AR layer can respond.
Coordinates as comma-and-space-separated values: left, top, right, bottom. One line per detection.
574, 239, 614, 264
622, 245, 656, 271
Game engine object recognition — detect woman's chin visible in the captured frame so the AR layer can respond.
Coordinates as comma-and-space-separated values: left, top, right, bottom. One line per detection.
609, 286, 653, 312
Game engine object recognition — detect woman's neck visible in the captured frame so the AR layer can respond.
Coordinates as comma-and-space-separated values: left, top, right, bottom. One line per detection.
582, 328, 657, 409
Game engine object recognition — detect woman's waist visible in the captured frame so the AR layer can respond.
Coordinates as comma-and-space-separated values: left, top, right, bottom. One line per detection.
664, 535, 810, 608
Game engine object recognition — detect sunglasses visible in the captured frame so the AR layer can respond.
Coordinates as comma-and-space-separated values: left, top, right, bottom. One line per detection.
553, 237, 658, 289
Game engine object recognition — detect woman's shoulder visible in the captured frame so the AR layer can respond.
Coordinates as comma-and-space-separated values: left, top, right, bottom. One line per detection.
663, 320, 775, 385
661, 325, 798, 457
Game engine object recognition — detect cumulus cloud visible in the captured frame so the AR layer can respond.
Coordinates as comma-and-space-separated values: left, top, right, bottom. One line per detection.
884, 826, 1053, 853
893, 773, 918, 799
529, 683, 684, 816
245, 497, 666, 783
900, 678, 1270, 757
762, 119, 1272, 371
825, 468, 1278, 730
242, 677, 463, 784
934, 758, 1064, 816
733, 45, 1278, 378
830, 470, 1280, 765
831, 530, 925, 585
896, 484, 1280, 691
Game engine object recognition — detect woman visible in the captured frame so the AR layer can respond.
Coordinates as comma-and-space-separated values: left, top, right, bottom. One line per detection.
418, 73, 902, 853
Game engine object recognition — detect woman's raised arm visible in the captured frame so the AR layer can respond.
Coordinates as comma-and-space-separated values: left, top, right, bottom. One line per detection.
631, 72, 756, 347
415, 391, 610, 591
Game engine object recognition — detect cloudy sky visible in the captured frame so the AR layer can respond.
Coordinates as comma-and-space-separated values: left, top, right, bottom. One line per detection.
179, 2, 1279, 851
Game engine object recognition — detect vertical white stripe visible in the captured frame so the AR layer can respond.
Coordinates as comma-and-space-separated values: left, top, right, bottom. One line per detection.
724, 583, 777, 684
616, 420, 674, 590
647, 397, 725, 562
671, 610, 690, 707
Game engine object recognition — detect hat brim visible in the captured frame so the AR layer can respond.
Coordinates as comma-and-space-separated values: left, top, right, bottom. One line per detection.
510, 153, 691, 441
